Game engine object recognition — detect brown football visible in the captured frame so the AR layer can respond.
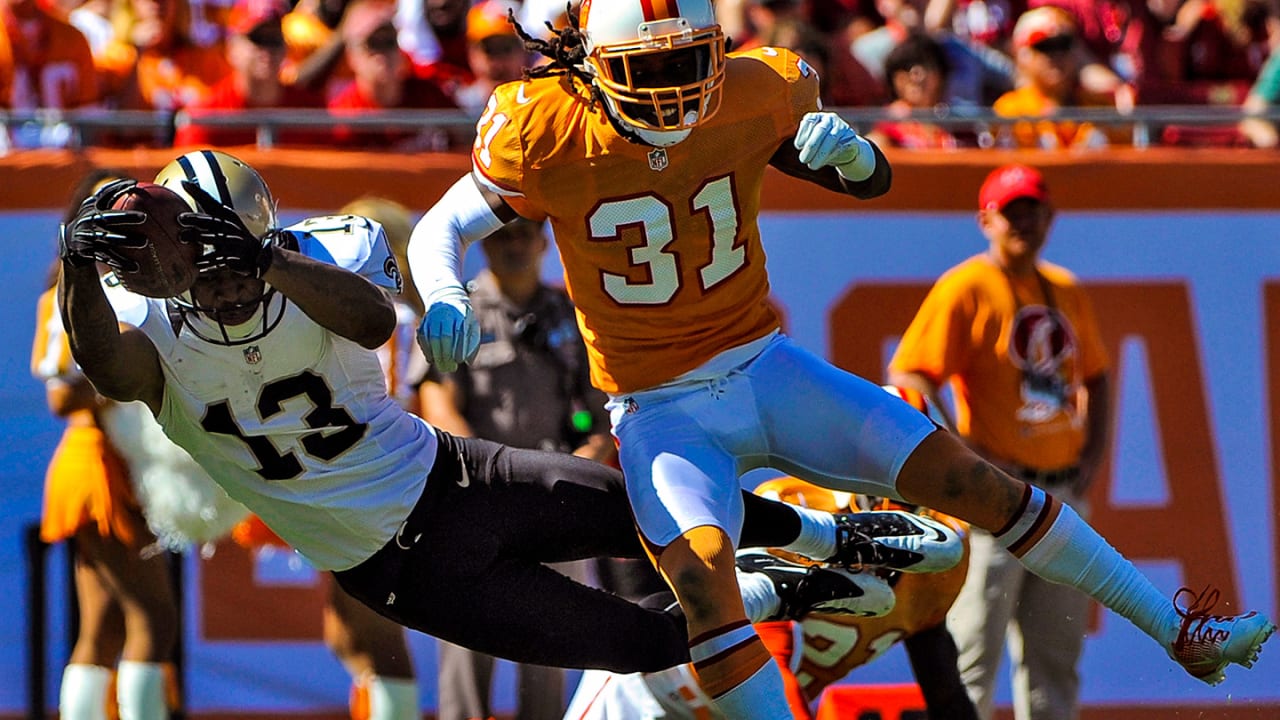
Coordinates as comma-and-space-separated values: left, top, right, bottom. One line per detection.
109, 182, 200, 298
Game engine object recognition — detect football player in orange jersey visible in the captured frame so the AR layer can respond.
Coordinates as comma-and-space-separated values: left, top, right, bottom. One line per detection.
408, 2, 1273, 717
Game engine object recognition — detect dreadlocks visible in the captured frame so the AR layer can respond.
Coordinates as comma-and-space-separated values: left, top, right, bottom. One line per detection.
508, 5, 603, 107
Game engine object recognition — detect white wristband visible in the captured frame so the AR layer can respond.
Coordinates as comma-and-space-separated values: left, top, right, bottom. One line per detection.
835, 134, 876, 182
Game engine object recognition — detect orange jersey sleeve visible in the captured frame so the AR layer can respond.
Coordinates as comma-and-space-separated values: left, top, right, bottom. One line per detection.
755, 620, 813, 719
471, 48, 821, 394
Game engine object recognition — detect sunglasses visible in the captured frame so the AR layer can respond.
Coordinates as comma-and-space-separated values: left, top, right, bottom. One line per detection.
1030, 34, 1075, 55
247, 32, 285, 49
362, 26, 400, 53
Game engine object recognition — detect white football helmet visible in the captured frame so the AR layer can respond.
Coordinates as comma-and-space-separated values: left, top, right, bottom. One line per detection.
154, 150, 285, 346
579, 0, 726, 147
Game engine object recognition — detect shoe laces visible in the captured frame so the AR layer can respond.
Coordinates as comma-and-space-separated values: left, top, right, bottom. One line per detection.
1172, 585, 1233, 656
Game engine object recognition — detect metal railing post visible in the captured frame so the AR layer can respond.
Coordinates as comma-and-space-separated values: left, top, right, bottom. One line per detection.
25, 523, 46, 720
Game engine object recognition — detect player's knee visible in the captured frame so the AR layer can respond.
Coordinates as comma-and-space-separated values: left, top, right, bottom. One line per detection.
659, 527, 742, 625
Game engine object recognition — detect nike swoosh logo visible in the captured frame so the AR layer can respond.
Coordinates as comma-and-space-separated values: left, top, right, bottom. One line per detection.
394, 521, 418, 550
516, 84, 530, 104
457, 456, 471, 488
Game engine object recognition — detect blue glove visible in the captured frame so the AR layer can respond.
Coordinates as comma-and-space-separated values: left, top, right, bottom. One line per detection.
417, 285, 481, 372
793, 112, 875, 180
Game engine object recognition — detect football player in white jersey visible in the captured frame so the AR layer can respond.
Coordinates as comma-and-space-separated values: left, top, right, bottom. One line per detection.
56, 149, 960, 677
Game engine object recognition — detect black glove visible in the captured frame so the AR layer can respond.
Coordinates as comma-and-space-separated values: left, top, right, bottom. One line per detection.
58, 178, 147, 271
177, 181, 274, 278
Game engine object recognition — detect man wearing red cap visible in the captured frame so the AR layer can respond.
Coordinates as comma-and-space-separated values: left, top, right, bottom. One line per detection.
994, 7, 1131, 149
889, 164, 1109, 720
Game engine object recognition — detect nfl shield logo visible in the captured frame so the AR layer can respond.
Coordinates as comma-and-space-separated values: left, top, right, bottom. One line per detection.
243, 345, 262, 365
648, 148, 669, 172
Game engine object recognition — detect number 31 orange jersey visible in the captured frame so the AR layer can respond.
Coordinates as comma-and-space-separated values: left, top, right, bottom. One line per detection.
472, 47, 821, 394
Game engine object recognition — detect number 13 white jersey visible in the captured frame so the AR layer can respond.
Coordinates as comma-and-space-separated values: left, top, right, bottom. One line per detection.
107, 214, 438, 571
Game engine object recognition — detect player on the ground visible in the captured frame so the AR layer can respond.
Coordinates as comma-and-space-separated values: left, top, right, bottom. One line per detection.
57, 149, 958, 675
407, 3, 1273, 716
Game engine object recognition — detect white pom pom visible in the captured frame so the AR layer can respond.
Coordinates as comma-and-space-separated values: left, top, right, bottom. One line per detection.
99, 401, 249, 552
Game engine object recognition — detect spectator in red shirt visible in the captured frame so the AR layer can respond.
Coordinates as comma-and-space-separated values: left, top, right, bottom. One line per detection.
174, 0, 324, 147
327, 0, 457, 149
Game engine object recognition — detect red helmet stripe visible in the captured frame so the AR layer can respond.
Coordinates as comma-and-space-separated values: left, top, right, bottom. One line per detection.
640, 0, 680, 21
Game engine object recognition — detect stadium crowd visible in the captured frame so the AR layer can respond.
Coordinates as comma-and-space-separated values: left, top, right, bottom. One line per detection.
4, 0, 1280, 149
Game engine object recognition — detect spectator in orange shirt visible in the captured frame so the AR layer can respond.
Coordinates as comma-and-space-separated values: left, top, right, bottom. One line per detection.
327, 0, 458, 149
173, 0, 325, 148
993, 7, 1126, 148
1, 0, 98, 109
450, 0, 526, 115
99, 0, 229, 110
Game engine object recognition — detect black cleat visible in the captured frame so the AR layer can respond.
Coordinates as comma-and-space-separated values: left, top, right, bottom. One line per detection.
828, 510, 964, 573
737, 550, 895, 621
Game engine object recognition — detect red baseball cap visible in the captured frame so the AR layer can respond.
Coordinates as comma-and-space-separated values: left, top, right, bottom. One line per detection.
979, 164, 1050, 211
227, 0, 287, 35
1011, 6, 1076, 50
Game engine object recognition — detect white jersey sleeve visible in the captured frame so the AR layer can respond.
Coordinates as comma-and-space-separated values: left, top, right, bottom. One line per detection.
101, 272, 160, 328
284, 214, 403, 293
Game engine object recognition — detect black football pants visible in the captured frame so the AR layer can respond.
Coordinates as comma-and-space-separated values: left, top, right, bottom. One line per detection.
333, 429, 805, 672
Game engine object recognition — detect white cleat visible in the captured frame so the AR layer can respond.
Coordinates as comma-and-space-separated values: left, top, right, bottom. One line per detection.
829, 510, 964, 573
737, 550, 896, 620
1167, 586, 1277, 686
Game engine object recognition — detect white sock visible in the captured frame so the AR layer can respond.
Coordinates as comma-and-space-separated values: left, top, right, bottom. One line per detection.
1000, 486, 1179, 648
736, 568, 782, 623
778, 505, 838, 561
59, 664, 111, 720
116, 661, 167, 720
707, 659, 793, 719
367, 675, 420, 720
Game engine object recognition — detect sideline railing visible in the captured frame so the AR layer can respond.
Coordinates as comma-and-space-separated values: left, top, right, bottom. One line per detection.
1, 105, 1277, 151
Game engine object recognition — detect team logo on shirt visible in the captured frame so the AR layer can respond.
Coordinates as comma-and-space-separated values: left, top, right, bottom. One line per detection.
648, 148, 669, 172
384, 256, 404, 293
243, 345, 262, 365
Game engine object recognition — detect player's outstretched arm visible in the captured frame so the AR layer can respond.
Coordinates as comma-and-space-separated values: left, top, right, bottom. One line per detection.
57, 180, 165, 412
407, 175, 515, 371
770, 112, 892, 200
57, 260, 164, 414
